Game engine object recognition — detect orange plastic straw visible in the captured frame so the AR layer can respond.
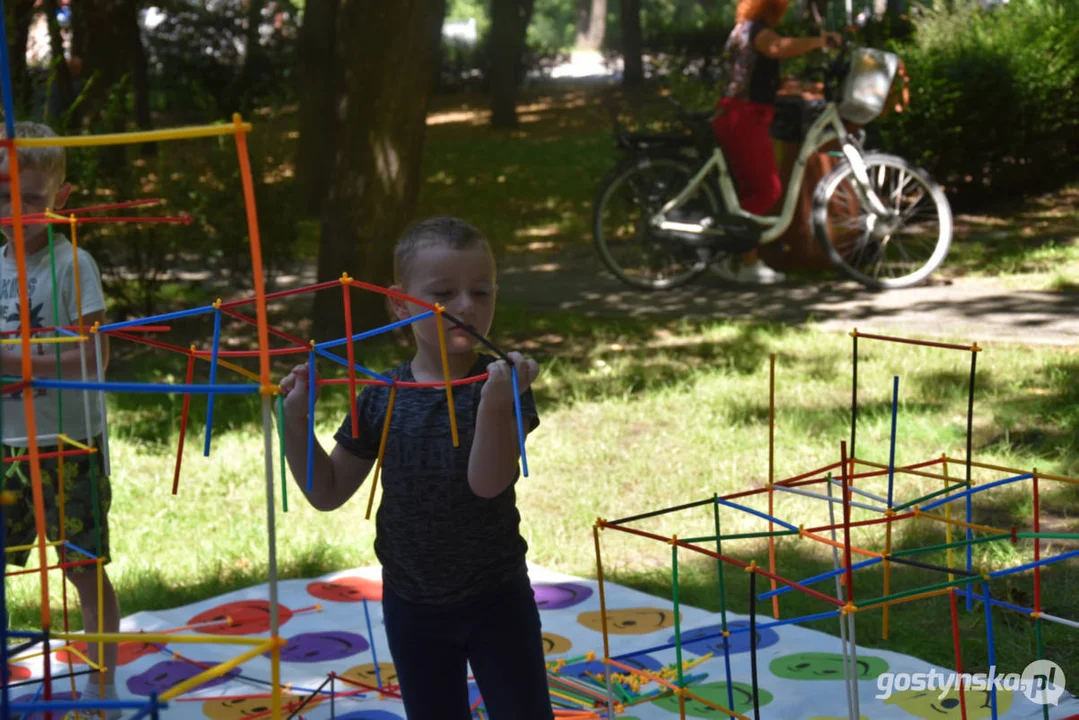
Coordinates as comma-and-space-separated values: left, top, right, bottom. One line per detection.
434, 305, 459, 447
366, 383, 397, 520
5, 141, 51, 628
231, 114, 271, 387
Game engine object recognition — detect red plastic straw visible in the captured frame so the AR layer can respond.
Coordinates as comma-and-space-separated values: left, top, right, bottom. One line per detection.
603, 523, 845, 608
841, 441, 854, 602
342, 282, 359, 438
319, 374, 489, 389
1033, 474, 1041, 613
218, 305, 309, 349
3, 447, 94, 463
5, 557, 97, 578
347, 277, 439, 313
806, 512, 915, 534
22, 199, 163, 216
219, 279, 341, 310
111, 331, 191, 358
172, 352, 196, 495
0, 215, 192, 226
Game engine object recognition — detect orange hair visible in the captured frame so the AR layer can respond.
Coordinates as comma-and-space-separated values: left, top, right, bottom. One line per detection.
736, 0, 789, 25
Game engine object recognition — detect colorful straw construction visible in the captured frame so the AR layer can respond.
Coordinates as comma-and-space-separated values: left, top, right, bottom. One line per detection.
588, 330, 1078, 720
0, 17, 534, 714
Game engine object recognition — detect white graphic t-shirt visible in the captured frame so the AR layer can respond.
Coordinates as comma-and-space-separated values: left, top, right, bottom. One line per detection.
0, 235, 106, 446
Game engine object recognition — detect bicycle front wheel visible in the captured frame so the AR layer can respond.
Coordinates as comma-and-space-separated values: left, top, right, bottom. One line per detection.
593, 155, 719, 291
811, 153, 953, 289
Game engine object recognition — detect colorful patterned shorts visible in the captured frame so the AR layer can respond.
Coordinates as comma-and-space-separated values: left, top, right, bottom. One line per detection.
2, 438, 110, 575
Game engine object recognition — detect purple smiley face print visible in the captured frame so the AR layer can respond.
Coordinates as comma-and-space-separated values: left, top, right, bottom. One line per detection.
532, 582, 593, 610
127, 659, 241, 696
268, 631, 369, 663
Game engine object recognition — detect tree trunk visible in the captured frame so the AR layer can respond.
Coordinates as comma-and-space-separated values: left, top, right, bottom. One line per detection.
488, 0, 534, 129
7, 0, 35, 114
76, 0, 141, 167
242, 0, 265, 111
311, 0, 445, 340
130, 8, 154, 156
575, 0, 607, 50
295, 0, 341, 217
43, 0, 77, 129
620, 0, 643, 87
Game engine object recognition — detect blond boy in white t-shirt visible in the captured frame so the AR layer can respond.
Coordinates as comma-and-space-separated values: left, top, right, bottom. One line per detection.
0, 121, 119, 714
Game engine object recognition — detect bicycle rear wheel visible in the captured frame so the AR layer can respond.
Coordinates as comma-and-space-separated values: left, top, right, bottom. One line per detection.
811, 153, 952, 289
593, 156, 719, 291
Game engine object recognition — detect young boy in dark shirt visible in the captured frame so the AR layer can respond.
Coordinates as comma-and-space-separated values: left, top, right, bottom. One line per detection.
280, 216, 552, 719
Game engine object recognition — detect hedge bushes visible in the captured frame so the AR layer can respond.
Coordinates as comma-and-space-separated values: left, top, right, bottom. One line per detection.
877, 0, 1079, 208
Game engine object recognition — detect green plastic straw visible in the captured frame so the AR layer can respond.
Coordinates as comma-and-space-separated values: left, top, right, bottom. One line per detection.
890, 533, 1011, 559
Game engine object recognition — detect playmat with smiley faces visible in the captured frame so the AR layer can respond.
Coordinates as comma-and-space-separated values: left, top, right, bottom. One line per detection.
7, 564, 1077, 719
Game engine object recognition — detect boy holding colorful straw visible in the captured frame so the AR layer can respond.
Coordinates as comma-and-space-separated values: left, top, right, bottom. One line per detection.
280, 216, 553, 719
0, 121, 119, 715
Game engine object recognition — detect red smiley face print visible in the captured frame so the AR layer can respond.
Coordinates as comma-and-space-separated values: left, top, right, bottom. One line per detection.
306, 576, 382, 603
6, 664, 32, 683
55, 639, 162, 667
188, 600, 294, 636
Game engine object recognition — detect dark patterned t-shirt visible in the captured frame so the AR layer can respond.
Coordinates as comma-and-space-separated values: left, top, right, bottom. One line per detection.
723, 20, 780, 105
334, 354, 539, 606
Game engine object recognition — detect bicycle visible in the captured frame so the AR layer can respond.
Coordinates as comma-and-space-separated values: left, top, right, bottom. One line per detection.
592, 42, 953, 290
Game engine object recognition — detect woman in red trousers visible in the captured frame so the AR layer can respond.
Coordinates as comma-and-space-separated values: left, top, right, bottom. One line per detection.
713, 0, 840, 284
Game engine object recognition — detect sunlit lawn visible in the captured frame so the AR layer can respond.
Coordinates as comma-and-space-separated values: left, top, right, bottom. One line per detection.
5, 311, 1078, 678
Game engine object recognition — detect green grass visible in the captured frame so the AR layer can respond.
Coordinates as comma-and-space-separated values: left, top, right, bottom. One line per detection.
6, 310, 1078, 680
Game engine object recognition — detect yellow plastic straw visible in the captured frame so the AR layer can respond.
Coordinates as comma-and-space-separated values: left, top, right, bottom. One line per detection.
97, 557, 105, 701
433, 305, 459, 447
51, 632, 266, 646
15, 122, 254, 148
0, 336, 86, 345
366, 383, 397, 520
159, 639, 278, 701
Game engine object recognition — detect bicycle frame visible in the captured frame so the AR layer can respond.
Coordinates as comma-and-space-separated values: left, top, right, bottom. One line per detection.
655, 102, 889, 245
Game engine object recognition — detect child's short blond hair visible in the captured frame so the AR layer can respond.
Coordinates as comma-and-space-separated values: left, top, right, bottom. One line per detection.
394, 216, 494, 287
0, 122, 66, 188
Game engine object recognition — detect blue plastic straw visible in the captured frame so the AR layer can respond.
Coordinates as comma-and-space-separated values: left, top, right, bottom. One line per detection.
61, 540, 99, 560
31, 380, 261, 394
1, 496, 9, 718
126, 694, 165, 720
715, 498, 798, 532
920, 473, 1032, 513
10, 700, 167, 712
55, 326, 80, 338
98, 305, 215, 333
887, 376, 899, 508
315, 311, 433, 350
982, 582, 998, 719
953, 588, 1031, 616
0, 0, 17, 139
990, 548, 1079, 579
747, 610, 843, 632
511, 365, 529, 477
362, 598, 383, 689
7, 630, 45, 639
203, 308, 223, 457
312, 347, 392, 385
759, 557, 883, 600
307, 352, 316, 493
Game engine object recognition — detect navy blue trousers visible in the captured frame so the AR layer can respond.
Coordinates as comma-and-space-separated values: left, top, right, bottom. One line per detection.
382, 571, 554, 720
